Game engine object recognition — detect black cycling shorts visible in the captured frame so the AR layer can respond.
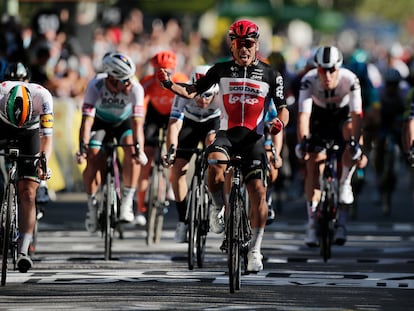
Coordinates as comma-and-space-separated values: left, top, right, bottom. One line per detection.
175, 117, 220, 161
0, 123, 40, 181
206, 127, 267, 183
90, 117, 132, 147
144, 104, 169, 147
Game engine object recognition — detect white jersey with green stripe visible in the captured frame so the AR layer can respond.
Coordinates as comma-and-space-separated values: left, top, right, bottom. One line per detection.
82, 75, 145, 124
0, 81, 54, 136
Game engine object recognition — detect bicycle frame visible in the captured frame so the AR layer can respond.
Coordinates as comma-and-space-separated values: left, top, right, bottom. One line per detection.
0, 147, 46, 286
317, 140, 340, 262
209, 156, 254, 293
97, 140, 125, 261
183, 147, 210, 270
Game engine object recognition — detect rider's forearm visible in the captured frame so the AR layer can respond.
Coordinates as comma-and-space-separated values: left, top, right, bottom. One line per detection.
351, 112, 363, 141
39, 135, 53, 161
132, 117, 145, 151
297, 112, 310, 141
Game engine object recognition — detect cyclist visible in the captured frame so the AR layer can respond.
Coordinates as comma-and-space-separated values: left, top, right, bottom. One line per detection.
2, 62, 51, 204
157, 19, 289, 272
295, 46, 364, 247
135, 50, 188, 226
163, 64, 220, 243
403, 86, 414, 166
77, 52, 146, 232
374, 67, 409, 215
0, 78, 53, 273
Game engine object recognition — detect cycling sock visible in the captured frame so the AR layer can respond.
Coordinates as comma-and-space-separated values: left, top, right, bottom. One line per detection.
307, 201, 318, 225
340, 165, 356, 185
250, 228, 264, 252
19, 233, 33, 255
122, 187, 136, 208
211, 190, 225, 211
175, 199, 187, 223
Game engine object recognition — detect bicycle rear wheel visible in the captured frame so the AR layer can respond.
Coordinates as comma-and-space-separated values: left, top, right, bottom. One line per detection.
146, 168, 166, 245
1, 183, 16, 286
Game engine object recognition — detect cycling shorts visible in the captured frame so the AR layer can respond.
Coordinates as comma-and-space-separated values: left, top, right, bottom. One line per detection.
176, 117, 220, 161
144, 104, 169, 147
0, 123, 40, 181
90, 117, 132, 148
206, 127, 268, 183
308, 105, 350, 152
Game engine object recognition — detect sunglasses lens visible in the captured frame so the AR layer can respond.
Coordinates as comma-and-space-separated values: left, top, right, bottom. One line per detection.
318, 67, 337, 74
202, 92, 213, 98
235, 39, 255, 49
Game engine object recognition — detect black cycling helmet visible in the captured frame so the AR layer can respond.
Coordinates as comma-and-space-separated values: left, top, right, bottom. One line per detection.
4, 62, 30, 82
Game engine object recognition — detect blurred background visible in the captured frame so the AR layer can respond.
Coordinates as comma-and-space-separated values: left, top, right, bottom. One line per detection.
1, 0, 413, 201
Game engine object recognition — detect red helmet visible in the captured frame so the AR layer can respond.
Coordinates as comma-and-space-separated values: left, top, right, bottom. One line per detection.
228, 19, 259, 40
150, 50, 177, 69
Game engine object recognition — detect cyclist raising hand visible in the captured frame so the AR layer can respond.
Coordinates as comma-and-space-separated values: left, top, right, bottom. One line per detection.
157, 19, 289, 272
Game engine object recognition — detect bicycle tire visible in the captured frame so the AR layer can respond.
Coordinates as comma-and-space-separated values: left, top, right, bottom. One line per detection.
146, 167, 166, 245
1, 183, 16, 286
187, 176, 198, 270
228, 188, 242, 293
154, 168, 167, 244
196, 184, 209, 268
104, 172, 114, 261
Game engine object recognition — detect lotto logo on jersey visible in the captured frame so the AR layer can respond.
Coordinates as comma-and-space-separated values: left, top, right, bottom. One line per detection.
40, 113, 54, 128
228, 94, 259, 105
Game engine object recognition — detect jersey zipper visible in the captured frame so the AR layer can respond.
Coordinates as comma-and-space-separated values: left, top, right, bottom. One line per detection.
241, 66, 247, 126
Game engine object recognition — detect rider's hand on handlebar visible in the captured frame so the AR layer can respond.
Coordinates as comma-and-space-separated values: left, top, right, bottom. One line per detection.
349, 137, 362, 161
295, 137, 309, 160
407, 147, 414, 167
162, 144, 176, 168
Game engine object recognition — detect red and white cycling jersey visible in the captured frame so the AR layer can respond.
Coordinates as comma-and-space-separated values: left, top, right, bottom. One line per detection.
298, 67, 363, 114
194, 59, 286, 136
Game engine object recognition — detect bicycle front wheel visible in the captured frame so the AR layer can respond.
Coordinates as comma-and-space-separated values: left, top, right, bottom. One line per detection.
1, 183, 16, 286
104, 173, 115, 261
228, 189, 242, 293
196, 184, 209, 268
187, 176, 198, 270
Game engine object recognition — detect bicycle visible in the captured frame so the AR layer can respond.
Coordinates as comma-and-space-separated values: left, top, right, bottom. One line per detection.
95, 139, 138, 260
0, 146, 46, 286
208, 155, 255, 293
146, 127, 170, 246
316, 139, 340, 262
169, 145, 210, 270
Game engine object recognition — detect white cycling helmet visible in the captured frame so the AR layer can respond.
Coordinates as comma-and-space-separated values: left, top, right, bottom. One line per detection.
191, 65, 219, 96
314, 46, 343, 69
102, 52, 136, 80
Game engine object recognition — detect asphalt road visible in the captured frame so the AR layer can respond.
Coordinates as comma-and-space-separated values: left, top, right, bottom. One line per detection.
0, 164, 413, 310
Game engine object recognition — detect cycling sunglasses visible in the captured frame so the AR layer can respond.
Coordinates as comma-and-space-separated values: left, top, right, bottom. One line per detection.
318, 67, 337, 74
201, 92, 213, 98
234, 39, 256, 49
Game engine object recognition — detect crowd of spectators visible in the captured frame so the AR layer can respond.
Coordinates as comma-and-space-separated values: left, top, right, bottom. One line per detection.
2, 6, 414, 211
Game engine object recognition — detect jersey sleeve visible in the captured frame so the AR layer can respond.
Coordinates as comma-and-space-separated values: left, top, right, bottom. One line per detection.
272, 71, 287, 110
82, 80, 98, 117
37, 86, 54, 136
